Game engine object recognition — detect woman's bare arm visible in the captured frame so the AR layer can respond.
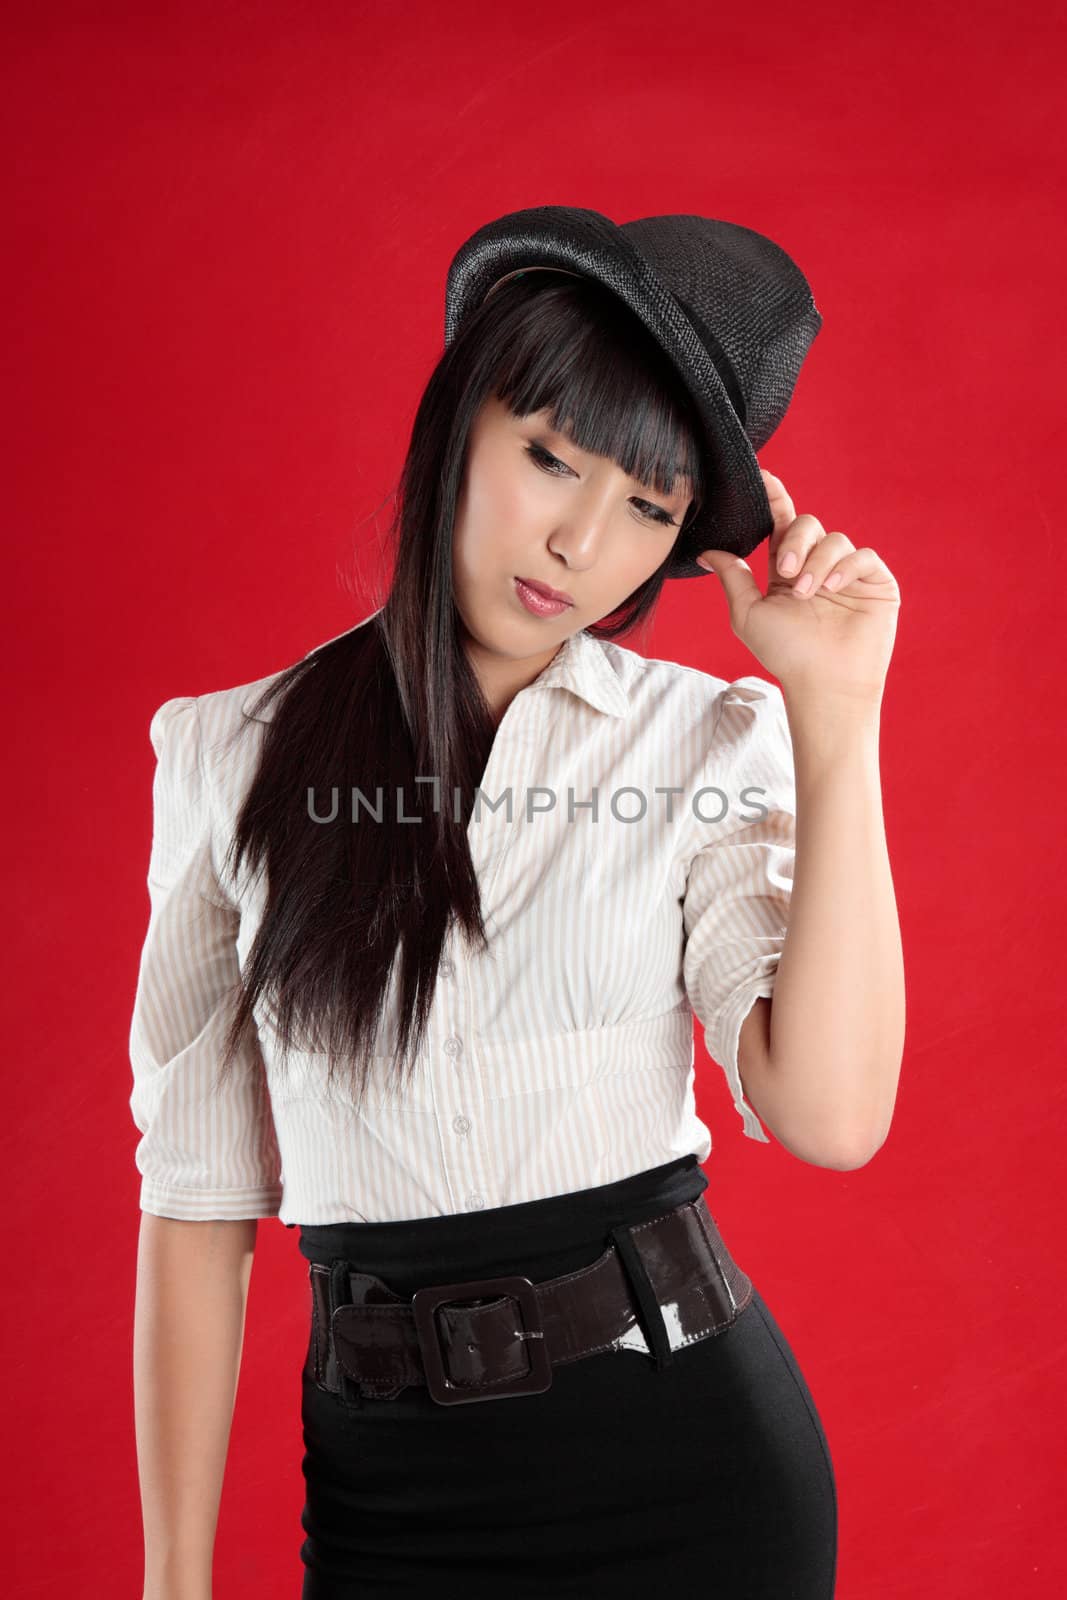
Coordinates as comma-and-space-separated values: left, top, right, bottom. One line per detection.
134, 1213, 258, 1600
736, 696, 905, 1169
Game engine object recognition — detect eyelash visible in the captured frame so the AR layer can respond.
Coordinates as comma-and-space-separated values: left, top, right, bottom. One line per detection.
523, 442, 679, 528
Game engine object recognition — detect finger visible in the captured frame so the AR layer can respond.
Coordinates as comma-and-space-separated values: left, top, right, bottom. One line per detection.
799, 550, 895, 601
782, 529, 857, 594
760, 469, 796, 532
771, 511, 827, 578
696, 550, 763, 608
816, 547, 898, 594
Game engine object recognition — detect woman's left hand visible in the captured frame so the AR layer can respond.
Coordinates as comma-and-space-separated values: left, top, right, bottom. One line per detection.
696, 470, 901, 706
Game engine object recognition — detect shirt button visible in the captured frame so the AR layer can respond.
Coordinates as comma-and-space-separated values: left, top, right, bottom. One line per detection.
465, 1192, 485, 1211
440, 958, 455, 980
452, 1113, 472, 1136
443, 1035, 462, 1058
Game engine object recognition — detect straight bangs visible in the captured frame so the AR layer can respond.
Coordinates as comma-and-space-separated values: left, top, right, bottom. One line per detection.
485, 274, 706, 522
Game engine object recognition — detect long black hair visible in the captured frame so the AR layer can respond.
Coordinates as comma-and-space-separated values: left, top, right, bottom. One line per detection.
215, 271, 708, 1112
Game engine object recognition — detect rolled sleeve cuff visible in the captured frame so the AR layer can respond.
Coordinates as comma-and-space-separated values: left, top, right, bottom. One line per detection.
138, 1177, 284, 1221
708, 972, 777, 1143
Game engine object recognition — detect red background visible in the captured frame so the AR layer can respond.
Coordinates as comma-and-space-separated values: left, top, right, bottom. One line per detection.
6, 2, 1063, 1594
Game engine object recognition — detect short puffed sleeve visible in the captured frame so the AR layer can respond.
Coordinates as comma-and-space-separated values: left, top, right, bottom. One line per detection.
682, 677, 796, 1143
128, 695, 283, 1219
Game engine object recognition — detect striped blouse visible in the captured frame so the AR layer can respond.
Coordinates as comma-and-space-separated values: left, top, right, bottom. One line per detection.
128, 616, 796, 1224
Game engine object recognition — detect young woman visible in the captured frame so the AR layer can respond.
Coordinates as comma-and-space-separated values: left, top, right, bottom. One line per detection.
130, 206, 904, 1599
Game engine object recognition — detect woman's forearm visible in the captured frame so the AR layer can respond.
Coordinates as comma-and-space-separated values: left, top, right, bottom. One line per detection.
750, 693, 905, 1168
134, 1213, 258, 1599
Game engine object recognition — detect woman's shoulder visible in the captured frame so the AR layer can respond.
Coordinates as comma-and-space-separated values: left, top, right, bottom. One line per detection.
192, 610, 382, 742
156, 653, 297, 789
178, 666, 283, 752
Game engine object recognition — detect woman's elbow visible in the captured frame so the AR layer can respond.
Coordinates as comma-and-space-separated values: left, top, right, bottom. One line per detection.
767, 1120, 889, 1171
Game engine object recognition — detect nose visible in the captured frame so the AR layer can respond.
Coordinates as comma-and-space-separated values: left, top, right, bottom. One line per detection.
546, 488, 618, 568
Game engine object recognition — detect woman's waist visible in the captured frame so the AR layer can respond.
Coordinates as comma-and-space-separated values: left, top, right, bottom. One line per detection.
296, 1153, 709, 1293
267, 1004, 696, 1111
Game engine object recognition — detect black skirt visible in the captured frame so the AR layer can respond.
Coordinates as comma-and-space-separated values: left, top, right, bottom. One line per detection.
295, 1155, 838, 1598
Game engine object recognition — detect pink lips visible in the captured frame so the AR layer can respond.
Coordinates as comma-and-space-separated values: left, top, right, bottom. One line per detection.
514, 577, 574, 617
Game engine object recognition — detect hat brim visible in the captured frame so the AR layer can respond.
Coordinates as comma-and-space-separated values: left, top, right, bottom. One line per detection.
443, 205, 775, 578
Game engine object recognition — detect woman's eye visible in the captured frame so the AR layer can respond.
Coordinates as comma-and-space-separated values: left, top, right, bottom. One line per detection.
524, 442, 569, 475
634, 500, 678, 528
524, 442, 677, 527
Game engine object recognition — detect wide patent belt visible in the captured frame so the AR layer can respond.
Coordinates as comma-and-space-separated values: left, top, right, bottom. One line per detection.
305, 1192, 753, 1407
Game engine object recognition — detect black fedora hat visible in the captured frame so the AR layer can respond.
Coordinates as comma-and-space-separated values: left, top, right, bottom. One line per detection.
443, 204, 822, 579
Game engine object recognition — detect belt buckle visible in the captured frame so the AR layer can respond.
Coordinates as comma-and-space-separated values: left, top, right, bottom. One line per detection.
410, 1274, 553, 1405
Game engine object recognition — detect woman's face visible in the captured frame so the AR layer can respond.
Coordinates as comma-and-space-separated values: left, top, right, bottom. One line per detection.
452, 393, 693, 711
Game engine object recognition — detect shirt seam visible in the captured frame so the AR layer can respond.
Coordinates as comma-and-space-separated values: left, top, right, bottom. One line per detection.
141, 1178, 283, 1196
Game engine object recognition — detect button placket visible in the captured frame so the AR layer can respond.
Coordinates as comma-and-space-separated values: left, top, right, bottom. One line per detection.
466, 691, 551, 903
438, 1019, 493, 1207
433, 689, 552, 1218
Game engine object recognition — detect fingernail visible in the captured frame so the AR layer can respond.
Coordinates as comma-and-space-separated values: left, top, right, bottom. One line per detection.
795, 573, 814, 594
779, 552, 798, 575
